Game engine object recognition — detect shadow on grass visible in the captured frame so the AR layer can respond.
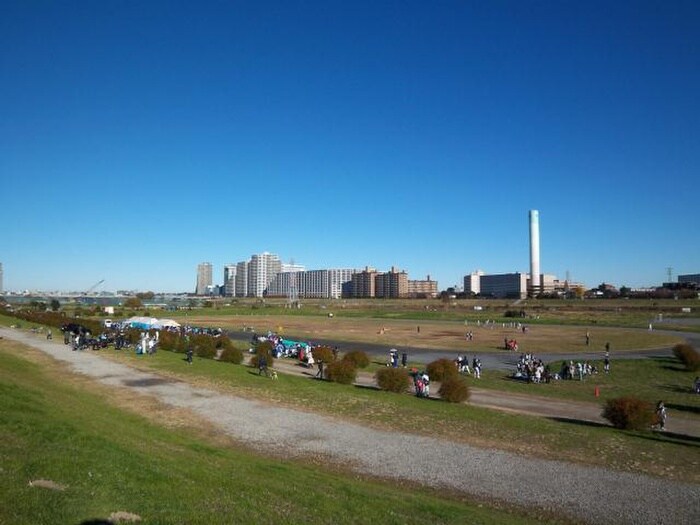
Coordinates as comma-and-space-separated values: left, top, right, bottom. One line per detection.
666, 401, 700, 415
650, 356, 686, 372
631, 430, 700, 447
547, 416, 610, 430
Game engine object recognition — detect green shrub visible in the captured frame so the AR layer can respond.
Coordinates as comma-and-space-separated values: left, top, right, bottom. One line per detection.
439, 377, 470, 403
376, 367, 410, 393
219, 347, 244, 364
672, 343, 700, 372
426, 358, 459, 382
312, 345, 335, 364
251, 340, 275, 369
342, 350, 370, 369
191, 334, 216, 359
602, 396, 654, 430
326, 360, 357, 384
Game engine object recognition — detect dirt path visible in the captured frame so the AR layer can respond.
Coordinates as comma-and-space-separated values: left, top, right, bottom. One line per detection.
2, 327, 699, 525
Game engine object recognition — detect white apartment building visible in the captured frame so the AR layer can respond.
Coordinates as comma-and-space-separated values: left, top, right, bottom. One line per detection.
267, 268, 356, 299
247, 252, 282, 297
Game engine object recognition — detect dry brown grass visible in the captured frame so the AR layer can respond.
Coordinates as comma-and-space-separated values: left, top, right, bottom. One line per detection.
186, 314, 682, 353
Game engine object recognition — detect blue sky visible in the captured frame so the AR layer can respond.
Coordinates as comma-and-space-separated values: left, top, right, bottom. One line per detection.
1, 1, 698, 292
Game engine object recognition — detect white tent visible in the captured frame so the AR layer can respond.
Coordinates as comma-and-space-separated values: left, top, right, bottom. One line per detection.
152, 319, 181, 329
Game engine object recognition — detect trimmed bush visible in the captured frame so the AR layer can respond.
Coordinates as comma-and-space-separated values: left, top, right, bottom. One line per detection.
312, 345, 335, 364
190, 334, 216, 359
251, 340, 275, 369
326, 360, 357, 384
672, 343, 700, 372
219, 347, 244, 364
342, 350, 370, 369
439, 377, 470, 403
376, 367, 410, 393
602, 396, 654, 430
426, 358, 459, 382
158, 331, 180, 352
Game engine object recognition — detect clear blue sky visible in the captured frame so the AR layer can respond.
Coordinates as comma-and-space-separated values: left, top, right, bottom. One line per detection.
1, 1, 698, 293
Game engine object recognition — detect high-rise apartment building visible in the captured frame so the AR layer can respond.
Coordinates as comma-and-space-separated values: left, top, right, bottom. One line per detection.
351, 267, 377, 298
195, 262, 213, 296
235, 261, 249, 297
375, 267, 408, 298
247, 252, 281, 297
223, 264, 237, 297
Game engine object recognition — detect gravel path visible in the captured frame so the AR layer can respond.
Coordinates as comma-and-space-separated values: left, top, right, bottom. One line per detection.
3, 327, 699, 525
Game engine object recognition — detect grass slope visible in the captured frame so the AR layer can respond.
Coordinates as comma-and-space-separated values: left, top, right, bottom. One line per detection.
0, 340, 551, 525
97, 343, 700, 483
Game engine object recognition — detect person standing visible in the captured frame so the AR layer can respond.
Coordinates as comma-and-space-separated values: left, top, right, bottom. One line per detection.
186, 347, 193, 365
655, 401, 667, 430
401, 352, 407, 368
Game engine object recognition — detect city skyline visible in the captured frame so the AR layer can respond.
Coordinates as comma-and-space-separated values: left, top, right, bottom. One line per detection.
2, 2, 698, 292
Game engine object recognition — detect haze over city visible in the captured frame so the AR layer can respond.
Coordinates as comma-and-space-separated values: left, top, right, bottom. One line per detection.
2, 1, 698, 293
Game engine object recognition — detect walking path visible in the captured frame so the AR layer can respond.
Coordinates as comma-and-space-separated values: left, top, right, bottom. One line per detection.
2, 327, 699, 525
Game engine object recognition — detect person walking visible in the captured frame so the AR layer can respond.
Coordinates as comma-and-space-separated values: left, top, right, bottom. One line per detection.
655, 401, 667, 431
186, 347, 193, 365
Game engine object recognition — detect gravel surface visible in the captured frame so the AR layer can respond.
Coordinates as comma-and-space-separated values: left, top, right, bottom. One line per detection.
3, 327, 699, 525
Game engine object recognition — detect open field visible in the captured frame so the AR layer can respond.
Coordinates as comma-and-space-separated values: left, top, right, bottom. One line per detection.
1, 339, 554, 525
64, 335, 698, 484
180, 313, 683, 354
154, 297, 700, 330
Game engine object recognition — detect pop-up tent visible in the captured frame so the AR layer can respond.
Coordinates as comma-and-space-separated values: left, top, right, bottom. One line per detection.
152, 318, 181, 329
123, 316, 159, 330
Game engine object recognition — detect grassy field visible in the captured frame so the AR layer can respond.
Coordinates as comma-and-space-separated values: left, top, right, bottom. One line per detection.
178, 313, 684, 354
89, 340, 700, 484
477, 358, 699, 411
56, 296, 700, 331
1, 340, 556, 525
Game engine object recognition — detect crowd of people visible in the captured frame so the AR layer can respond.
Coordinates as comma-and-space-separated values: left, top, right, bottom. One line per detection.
510, 354, 601, 384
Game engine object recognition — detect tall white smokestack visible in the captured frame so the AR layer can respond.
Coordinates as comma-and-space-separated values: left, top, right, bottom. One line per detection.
529, 210, 541, 295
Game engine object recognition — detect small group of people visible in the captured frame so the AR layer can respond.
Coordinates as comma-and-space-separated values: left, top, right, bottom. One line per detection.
411, 369, 430, 398
560, 360, 597, 381
387, 349, 408, 368
455, 355, 481, 378
504, 338, 519, 351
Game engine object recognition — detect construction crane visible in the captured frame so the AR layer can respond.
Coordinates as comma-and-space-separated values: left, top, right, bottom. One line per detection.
85, 279, 105, 295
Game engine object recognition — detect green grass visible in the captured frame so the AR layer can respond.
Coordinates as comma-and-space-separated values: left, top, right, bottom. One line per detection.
0, 341, 550, 525
478, 357, 700, 411
99, 343, 700, 483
